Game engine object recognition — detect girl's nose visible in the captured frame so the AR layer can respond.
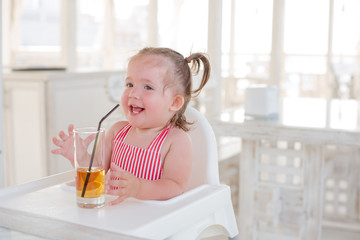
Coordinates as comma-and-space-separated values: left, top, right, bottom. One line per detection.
129, 86, 140, 98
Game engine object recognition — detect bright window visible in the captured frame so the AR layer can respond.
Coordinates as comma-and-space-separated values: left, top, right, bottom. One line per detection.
18, 0, 61, 48
158, 0, 208, 54
77, 0, 104, 49
113, 0, 149, 51
284, 0, 329, 55
332, 0, 360, 55
10, 0, 62, 67
222, 0, 273, 79
234, 0, 273, 55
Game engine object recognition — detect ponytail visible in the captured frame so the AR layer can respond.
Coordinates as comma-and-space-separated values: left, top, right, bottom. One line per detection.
185, 53, 211, 97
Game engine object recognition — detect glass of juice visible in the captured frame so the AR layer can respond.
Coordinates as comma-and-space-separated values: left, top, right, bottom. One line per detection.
73, 127, 105, 208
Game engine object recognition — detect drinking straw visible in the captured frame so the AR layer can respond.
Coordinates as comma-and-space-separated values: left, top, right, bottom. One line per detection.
81, 104, 120, 197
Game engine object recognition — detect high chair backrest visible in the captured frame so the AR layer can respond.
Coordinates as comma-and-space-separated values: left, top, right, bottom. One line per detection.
184, 107, 220, 191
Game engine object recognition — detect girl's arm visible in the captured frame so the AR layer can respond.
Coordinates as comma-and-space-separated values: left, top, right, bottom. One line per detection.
106, 129, 193, 205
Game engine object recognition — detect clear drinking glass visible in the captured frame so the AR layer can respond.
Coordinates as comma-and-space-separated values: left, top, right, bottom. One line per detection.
73, 127, 105, 208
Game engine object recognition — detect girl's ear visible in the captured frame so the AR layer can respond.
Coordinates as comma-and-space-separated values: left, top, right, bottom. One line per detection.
170, 95, 184, 112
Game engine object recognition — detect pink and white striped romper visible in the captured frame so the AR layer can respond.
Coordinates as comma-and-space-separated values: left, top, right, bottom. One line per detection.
111, 123, 172, 180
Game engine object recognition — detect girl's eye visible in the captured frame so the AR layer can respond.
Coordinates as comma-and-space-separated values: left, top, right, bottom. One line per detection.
144, 85, 153, 90
126, 82, 133, 88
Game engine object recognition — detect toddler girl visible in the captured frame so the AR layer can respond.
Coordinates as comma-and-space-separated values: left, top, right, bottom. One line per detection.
52, 47, 211, 205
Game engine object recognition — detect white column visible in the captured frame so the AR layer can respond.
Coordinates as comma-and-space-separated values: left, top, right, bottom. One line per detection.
326, 0, 334, 128
148, 0, 158, 46
0, 0, 5, 188
228, 0, 236, 77
2, 0, 9, 69
270, 0, 285, 88
270, 0, 285, 118
62, 0, 77, 70
102, 0, 115, 69
207, 0, 222, 114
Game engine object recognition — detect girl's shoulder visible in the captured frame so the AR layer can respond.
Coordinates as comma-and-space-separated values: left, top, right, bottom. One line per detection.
112, 120, 129, 129
167, 126, 191, 144
108, 121, 129, 136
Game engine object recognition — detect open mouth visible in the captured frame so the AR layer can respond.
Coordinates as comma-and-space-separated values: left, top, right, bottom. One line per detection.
130, 105, 144, 114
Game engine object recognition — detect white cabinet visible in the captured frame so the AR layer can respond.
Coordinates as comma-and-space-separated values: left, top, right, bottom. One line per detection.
3, 70, 125, 186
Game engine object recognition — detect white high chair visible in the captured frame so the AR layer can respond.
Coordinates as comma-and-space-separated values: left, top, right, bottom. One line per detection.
161, 106, 239, 239
132, 106, 239, 239
0, 107, 238, 240
185, 106, 221, 190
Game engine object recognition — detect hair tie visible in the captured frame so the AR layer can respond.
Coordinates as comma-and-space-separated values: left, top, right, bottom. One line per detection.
185, 57, 191, 63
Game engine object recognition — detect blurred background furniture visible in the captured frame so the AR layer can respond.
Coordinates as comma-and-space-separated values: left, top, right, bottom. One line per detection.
211, 97, 360, 240
3, 70, 125, 186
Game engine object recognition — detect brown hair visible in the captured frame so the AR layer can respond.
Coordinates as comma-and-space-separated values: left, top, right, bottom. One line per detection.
130, 47, 211, 131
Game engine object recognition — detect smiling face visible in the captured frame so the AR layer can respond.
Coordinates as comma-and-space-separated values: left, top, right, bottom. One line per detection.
121, 54, 183, 130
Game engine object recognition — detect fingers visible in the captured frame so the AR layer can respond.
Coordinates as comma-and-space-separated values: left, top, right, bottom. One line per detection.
51, 136, 65, 156
105, 169, 129, 196
106, 185, 123, 195
107, 177, 127, 188
109, 169, 125, 179
105, 179, 124, 197
111, 162, 123, 172
68, 124, 74, 136
84, 134, 96, 146
52, 124, 75, 147
107, 196, 126, 206
105, 170, 112, 182
108, 170, 132, 182
52, 137, 63, 147
51, 148, 63, 155
105, 170, 127, 188
59, 130, 68, 141
57, 124, 74, 141
51, 124, 75, 158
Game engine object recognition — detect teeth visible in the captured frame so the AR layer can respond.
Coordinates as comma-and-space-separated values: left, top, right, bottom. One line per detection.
131, 105, 143, 114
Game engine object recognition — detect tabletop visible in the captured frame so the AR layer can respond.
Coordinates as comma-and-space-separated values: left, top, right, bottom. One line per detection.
0, 171, 232, 240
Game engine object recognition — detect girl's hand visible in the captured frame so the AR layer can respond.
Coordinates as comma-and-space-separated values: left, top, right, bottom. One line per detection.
51, 124, 76, 165
51, 124, 96, 167
105, 164, 140, 206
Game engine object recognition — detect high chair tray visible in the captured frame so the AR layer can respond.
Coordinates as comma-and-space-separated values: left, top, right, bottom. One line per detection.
0, 171, 233, 240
